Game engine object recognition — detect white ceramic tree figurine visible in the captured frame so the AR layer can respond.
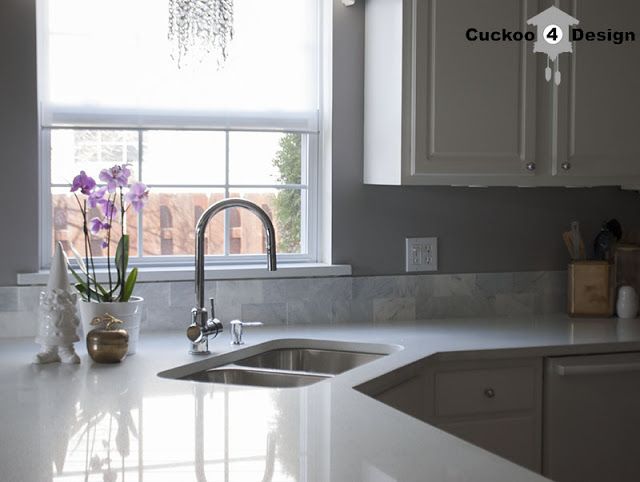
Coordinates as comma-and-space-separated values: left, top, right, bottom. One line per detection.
34, 242, 81, 364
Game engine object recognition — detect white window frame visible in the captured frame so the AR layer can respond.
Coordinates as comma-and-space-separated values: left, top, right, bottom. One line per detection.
37, 1, 326, 272
40, 127, 320, 270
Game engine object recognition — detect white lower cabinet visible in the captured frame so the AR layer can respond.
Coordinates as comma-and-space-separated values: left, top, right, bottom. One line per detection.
374, 373, 427, 422
364, 357, 543, 472
424, 358, 543, 472
438, 416, 540, 472
366, 351, 640, 478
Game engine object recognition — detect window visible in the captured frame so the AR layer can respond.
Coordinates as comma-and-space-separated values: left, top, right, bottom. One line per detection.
38, 0, 321, 268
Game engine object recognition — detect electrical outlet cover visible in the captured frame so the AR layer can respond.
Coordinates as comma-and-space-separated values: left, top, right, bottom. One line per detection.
405, 237, 438, 272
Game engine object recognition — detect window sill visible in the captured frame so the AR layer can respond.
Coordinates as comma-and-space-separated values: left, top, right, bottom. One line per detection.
17, 263, 352, 286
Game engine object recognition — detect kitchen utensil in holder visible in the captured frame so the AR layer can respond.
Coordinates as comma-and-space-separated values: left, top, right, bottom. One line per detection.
568, 261, 615, 317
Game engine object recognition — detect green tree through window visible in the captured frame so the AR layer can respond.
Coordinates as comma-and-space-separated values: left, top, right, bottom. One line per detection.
272, 133, 301, 253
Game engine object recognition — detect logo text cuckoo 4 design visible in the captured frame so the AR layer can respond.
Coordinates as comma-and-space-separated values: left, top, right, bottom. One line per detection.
465, 6, 636, 85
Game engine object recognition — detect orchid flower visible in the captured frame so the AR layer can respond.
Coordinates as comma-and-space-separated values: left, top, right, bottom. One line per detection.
71, 171, 96, 195
99, 164, 132, 193
87, 186, 107, 209
125, 182, 149, 212
102, 199, 117, 219
89, 217, 110, 235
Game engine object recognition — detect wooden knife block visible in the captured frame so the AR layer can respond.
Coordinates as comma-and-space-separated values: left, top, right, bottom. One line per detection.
568, 261, 615, 317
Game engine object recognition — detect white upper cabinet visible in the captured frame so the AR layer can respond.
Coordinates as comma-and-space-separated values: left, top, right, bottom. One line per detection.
363, 0, 640, 186
555, 0, 640, 182
411, 0, 538, 180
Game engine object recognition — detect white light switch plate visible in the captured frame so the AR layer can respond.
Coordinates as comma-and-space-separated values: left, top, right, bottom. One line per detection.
405, 237, 438, 272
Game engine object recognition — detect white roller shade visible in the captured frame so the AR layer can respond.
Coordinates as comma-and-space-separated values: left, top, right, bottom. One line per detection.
38, 0, 320, 132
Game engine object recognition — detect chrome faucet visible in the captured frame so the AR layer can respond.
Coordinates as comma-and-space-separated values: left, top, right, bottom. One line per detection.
186, 198, 277, 354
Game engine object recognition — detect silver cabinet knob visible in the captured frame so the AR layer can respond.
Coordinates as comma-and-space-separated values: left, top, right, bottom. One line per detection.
561, 162, 571, 171
484, 388, 496, 398
525, 162, 536, 172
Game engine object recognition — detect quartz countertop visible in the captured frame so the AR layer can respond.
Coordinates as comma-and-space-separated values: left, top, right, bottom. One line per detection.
4, 314, 640, 482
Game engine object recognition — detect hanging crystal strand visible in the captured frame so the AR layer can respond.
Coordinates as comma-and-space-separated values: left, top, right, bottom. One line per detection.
216, 0, 234, 64
168, 0, 234, 68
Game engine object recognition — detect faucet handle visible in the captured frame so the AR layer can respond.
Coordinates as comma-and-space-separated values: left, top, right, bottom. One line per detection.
187, 305, 223, 348
209, 297, 215, 319
187, 323, 203, 343
187, 307, 204, 343
230, 320, 263, 345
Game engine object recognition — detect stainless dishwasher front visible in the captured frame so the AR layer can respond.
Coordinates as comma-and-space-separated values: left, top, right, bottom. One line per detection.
544, 352, 640, 482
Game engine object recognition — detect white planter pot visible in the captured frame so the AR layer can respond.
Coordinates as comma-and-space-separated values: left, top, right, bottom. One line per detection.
78, 296, 144, 355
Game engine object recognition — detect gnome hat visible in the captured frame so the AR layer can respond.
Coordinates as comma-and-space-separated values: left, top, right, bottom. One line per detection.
48, 242, 71, 293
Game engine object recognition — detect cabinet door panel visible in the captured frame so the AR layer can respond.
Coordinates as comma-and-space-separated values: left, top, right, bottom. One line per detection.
412, 0, 538, 176
440, 416, 540, 472
557, 0, 640, 177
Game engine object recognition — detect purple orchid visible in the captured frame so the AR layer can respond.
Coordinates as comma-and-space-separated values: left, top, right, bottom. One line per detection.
89, 217, 110, 235
87, 186, 107, 209
102, 199, 117, 219
71, 171, 96, 195
99, 164, 132, 193
69, 163, 149, 303
125, 182, 149, 212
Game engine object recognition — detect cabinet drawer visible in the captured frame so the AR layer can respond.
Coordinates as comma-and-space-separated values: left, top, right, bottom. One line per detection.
435, 365, 536, 417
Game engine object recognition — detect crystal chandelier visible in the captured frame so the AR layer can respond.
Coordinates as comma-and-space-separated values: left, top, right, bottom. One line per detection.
168, 0, 234, 68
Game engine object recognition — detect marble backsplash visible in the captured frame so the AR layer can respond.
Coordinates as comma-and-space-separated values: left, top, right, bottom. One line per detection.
0, 271, 566, 337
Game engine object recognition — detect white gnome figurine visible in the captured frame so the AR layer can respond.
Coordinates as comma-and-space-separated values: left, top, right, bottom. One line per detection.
34, 242, 81, 364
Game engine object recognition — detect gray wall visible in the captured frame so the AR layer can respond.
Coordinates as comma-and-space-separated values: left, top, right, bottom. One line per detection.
0, 0, 637, 284
331, 2, 640, 276
0, 0, 39, 285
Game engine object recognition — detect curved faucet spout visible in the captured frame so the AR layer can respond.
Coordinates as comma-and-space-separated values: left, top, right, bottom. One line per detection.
196, 198, 277, 309
189, 198, 277, 354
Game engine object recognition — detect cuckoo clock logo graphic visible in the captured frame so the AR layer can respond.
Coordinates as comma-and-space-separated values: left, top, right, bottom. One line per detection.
527, 6, 579, 85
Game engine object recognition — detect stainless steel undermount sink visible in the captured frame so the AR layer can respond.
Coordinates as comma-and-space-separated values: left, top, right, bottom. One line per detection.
234, 348, 386, 375
186, 368, 329, 388
158, 339, 401, 388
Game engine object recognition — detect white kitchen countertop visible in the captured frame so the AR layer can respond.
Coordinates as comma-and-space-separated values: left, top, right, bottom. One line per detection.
3, 314, 640, 482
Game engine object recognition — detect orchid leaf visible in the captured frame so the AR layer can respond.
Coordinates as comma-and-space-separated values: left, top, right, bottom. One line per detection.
120, 267, 138, 302
73, 283, 103, 302
96, 285, 112, 302
68, 264, 87, 288
115, 234, 130, 287
93, 280, 110, 299
69, 264, 111, 301
69, 243, 88, 274
69, 265, 92, 302
73, 282, 87, 296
